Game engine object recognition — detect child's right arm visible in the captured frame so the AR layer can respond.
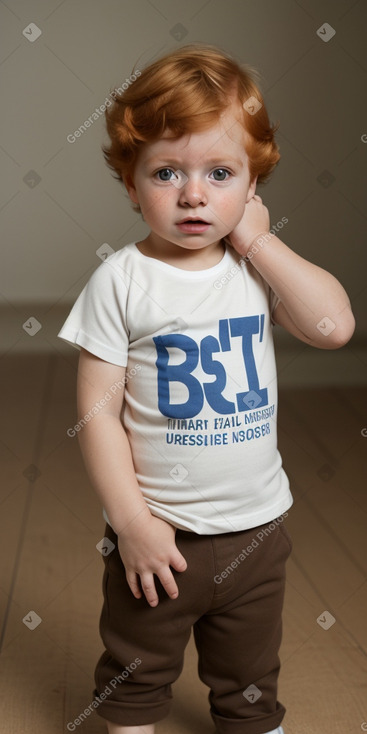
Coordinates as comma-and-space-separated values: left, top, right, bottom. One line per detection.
76, 347, 187, 607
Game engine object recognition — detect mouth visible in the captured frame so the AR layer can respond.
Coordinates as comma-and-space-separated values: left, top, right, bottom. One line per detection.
177, 217, 210, 224
176, 219, 211, 233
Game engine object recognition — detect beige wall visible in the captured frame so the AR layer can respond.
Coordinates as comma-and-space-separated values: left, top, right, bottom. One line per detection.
1, 0, 366, 384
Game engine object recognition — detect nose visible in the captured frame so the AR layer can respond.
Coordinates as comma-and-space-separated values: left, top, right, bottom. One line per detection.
178, 176, 207, 206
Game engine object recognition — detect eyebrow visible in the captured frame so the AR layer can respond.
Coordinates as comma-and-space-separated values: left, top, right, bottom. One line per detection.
144, 156, 244, 167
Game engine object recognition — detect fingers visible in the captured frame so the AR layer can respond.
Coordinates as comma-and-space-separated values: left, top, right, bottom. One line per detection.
157, 570, 180, 602
126, 554, 187, 607
126, 572, 142, 599
126, 568, 175, 607
126, 571, 161, 607
139, 569, 178, 607
171, 549, 188, 573
139, 573, 161, 607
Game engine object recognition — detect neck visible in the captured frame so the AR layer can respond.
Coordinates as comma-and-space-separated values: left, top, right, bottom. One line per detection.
136, 237, 226, 271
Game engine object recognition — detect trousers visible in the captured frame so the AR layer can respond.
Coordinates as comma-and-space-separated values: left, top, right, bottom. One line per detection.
93, 515, 292, 733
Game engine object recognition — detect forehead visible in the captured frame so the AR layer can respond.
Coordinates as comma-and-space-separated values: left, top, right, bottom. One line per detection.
139, 106, 249, 166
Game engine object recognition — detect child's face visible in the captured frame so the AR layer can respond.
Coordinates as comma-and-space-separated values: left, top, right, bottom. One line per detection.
126, 105, 257, 254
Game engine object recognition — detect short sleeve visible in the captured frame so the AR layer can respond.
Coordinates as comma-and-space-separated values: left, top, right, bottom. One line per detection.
57, 257, 129, 366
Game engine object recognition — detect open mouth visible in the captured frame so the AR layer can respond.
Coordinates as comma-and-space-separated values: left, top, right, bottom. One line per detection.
176, 220, 211, 231
178, 219, 209, 224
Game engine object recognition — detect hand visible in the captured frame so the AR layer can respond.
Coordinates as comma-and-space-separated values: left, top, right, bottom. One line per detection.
117, 513, 187, 607
226, 194, 270, 257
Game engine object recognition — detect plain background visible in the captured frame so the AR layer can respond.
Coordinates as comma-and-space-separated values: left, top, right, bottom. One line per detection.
1, 0, 366, 386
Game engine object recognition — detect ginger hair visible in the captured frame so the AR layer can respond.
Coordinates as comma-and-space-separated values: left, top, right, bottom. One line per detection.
102, 44, 280, 213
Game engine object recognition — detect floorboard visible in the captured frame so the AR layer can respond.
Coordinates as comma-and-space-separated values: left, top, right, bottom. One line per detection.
0, 355, 366, 734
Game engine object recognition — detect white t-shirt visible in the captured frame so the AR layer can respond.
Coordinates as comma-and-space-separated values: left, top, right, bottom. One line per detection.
58, 242, 293, 533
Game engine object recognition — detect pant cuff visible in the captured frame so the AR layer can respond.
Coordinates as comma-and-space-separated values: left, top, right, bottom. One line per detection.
92, 689, 171, 726
211, 706, 285, 734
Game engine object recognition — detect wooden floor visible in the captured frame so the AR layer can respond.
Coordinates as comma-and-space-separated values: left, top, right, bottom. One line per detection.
0, 353, 366, 734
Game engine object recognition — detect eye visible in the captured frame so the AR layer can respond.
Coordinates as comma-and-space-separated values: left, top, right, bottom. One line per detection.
210, 168, 231, 181
155, 168, 176, 182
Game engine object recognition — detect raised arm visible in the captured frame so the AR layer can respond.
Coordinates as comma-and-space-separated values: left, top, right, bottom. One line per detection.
227, 195, 355, 349
76, 348, 187, 606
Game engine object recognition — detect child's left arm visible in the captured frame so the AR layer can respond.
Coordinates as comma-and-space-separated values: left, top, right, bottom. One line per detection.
227, 194, 355, 349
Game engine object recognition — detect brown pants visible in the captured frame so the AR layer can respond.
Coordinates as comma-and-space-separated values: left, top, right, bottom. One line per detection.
93, 516, 292, 734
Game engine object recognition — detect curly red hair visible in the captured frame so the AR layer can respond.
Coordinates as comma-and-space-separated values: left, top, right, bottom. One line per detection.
103, 44, 280, 213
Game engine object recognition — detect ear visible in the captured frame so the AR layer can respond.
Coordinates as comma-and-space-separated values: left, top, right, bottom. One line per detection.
246, 176, 257, 202
124, 174, 139, 205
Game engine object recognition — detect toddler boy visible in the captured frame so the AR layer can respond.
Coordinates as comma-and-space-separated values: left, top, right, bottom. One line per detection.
58, 44, 355, 734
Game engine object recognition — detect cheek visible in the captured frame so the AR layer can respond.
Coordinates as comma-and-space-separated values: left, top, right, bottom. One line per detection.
149, 186, 173, 205
218, 192, 246, 223
139, 190, 167, 220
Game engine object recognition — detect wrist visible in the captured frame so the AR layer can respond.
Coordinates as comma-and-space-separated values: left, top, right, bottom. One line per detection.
115, 505, 152, 537
244, 231, 274, 260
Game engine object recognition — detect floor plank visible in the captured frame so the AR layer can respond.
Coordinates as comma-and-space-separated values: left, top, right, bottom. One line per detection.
0, 354, 366, 733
